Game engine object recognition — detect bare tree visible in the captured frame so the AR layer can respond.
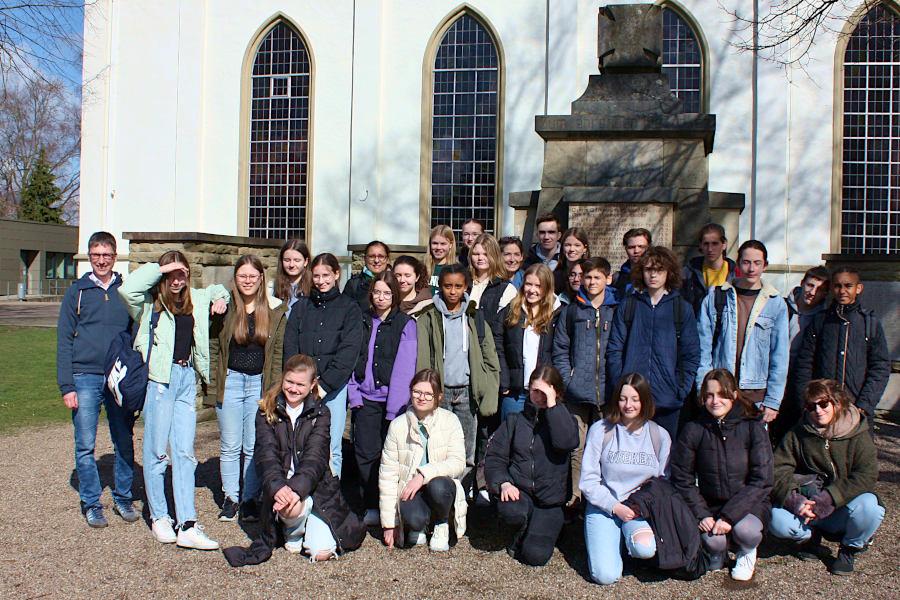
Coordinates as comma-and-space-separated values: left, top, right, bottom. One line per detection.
723, 0, 883, 66
0, 75, 80, 221
0, 1, 86, 86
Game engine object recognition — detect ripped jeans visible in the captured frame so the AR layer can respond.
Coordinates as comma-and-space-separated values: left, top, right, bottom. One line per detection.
143, 364, 199, 525
584, 502, 657, 585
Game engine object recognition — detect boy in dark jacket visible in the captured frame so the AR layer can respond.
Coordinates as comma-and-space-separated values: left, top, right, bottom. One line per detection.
680, 223, 738, 314
551, 257, 618, 507
56, 231, 136, 528
606, 246, 700, 440
523, 213, 561, 271
793, 267, 890, 422
485, 366, 578, 567
611, 228, 651, 300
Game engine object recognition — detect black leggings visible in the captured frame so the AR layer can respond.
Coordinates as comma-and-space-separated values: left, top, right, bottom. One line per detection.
496, 491, 564, 567
399, 476, 456, 531
352, 399, 390, 509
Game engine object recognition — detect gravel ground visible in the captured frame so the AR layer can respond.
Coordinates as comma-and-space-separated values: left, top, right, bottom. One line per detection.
1, 418, 897, 600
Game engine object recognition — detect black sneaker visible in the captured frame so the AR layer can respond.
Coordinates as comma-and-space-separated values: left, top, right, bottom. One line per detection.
830, 546, 858, 576
240, 499, 260, 523
796, 532, 827, 561
218, 498, 239, 522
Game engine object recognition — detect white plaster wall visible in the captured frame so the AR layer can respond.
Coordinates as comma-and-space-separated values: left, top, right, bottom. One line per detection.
79, 0, 865, 275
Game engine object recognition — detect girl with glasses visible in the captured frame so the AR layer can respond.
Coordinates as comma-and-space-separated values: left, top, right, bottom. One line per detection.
344, 240, 391, 312
348, 270, 418, 527
210, 255, 288, 523
379, 369, 466, 551
768, 379, 884, 576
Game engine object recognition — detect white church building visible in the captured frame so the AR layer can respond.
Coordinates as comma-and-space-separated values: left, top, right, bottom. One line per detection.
78, 0, 899, 283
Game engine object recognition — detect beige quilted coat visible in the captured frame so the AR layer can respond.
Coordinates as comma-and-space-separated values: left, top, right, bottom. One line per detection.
378, 407, 468, 536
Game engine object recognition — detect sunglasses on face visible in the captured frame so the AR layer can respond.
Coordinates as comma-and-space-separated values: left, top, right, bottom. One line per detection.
805, 399, 833, 412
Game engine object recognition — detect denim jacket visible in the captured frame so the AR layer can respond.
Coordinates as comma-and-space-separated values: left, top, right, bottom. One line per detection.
695, 281, 789, 411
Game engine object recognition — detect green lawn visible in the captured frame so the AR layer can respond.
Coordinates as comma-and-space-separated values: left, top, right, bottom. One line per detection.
0, 325, 71, 432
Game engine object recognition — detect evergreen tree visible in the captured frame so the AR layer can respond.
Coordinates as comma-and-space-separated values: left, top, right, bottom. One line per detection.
18, 150, 63, 224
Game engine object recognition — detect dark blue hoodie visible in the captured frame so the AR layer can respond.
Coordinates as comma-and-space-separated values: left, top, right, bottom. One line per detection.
56, 273, 132, 395
605, 289, 700, 411
551, 287, 618, 406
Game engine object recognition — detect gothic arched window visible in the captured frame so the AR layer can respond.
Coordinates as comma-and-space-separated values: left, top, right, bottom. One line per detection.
662, 7, 703, 113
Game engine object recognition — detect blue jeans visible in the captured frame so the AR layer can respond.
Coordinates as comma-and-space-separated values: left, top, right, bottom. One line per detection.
217, 370, 262, 502
770, 492, 884, 549
325, 384, 348, 478
281, 495, 337, 556
501, 391, 527, 421
72, 373, 136, 510
142, 364, 198, 524
584, 502, 657, 585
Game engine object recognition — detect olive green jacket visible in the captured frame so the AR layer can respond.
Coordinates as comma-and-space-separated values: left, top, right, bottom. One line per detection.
119, 262, 230, 385
772, 407, 878, 508
415, 304, 500, 416
207, 295, 288, 407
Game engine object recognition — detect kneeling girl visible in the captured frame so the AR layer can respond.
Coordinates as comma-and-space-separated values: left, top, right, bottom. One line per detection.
580, 373, 671, 585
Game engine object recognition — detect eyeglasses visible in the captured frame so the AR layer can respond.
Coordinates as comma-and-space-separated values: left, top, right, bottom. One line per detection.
236, 274, 261, 282
372, 290, 392, 298
411, 389, 435, 401
366, 254, 388, 262
805, 399, 833, 412
89, 253, 115, 261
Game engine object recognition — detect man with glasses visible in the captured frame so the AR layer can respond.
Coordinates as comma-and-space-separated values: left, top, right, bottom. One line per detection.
344, 240, 391, 312
56, 231, 137, 528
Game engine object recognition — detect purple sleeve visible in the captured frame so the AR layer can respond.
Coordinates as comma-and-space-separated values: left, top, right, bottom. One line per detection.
347, 374, 363, 410
386, 320, 418, 420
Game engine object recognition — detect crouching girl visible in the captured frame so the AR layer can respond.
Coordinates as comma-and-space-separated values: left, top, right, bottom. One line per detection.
379, 369, 467, 551
580, 373, 671, 585
226, 354, 364, 565
670, 369, 773, 581
768, 379, 884, 576
484, 365, 579, 566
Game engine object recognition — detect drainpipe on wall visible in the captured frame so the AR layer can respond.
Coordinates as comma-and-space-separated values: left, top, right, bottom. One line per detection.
749, 0, 759, 239
346, 0, 357, 276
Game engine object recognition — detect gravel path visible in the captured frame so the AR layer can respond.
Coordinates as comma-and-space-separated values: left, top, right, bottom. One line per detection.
2, 418, 897, 600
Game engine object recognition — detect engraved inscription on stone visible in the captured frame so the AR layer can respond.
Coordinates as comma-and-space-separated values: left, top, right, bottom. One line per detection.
569, 203, 672, 268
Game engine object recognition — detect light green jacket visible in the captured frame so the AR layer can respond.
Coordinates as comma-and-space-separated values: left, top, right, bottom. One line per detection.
118, 262, 230, 384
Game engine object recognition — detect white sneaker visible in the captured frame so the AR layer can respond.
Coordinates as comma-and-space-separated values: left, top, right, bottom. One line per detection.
430, 523, 450, 552
731, 548, 757, 581
363, 509, 380, 527
176, 523, 220, 551
151, 517, 177, 544
406, 529, 426, 547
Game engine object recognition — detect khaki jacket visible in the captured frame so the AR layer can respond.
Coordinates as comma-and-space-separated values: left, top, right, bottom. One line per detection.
378, 407, 468, 536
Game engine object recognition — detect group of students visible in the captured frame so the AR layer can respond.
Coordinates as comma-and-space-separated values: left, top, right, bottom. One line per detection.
57, 218, 889, 581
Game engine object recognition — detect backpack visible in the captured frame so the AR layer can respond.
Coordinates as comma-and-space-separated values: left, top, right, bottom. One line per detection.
104, 311, 161, 412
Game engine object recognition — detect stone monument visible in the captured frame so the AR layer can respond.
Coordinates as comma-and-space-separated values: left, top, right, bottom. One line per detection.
510, 4, 743, 265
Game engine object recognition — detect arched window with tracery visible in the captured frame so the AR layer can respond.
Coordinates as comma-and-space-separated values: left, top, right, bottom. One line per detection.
429, 13, 501, 235
841, 4, 900, 254
661, 7, 703, 113
248, 21, 311, 240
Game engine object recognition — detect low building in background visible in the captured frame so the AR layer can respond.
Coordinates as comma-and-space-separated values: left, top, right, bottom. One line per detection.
0, 219, 78, 299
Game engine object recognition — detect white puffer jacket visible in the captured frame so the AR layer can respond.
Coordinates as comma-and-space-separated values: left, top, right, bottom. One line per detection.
378, 407, 468, 536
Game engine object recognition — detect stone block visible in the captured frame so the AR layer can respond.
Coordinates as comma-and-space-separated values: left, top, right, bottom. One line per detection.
542, 141, 587, 187
663, 140, 707, 188
570, 202, 672, 267
584, 140, 663, 187
598, 4, 662, 72
673, 188, 710, 247
203, 265, 234, 287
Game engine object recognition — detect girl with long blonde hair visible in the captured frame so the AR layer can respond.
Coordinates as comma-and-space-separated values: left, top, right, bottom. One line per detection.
468, 233, 517, 335
118, 250, 230, 550
212, 254, 289, 523
495, 264, 560, 419
426, 225, 456, 293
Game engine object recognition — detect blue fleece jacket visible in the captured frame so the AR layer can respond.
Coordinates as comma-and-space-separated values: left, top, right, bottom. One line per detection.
605, 289, 700, 411
56, 273, 132, 395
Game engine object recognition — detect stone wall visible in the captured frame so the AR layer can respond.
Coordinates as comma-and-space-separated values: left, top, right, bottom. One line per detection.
124, 232, 284, 287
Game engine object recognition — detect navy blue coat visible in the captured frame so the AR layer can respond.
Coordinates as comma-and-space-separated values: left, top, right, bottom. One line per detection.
605, 290, 700, 411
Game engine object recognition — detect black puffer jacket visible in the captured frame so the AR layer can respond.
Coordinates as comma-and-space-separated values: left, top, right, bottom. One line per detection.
476, 277, 515, 337
224, 395, 365, 566
283, 286, 363, 395
484, 402, 579, 507
494, 305, 558, 396
669, 405, 774, 526
342, 272, 373, 313
793, 301, 890, 417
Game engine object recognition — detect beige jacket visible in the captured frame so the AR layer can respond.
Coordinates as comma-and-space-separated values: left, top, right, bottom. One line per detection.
378, 407, 467, 536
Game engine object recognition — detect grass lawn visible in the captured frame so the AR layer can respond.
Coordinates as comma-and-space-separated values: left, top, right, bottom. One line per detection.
0, 325, 70, 432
